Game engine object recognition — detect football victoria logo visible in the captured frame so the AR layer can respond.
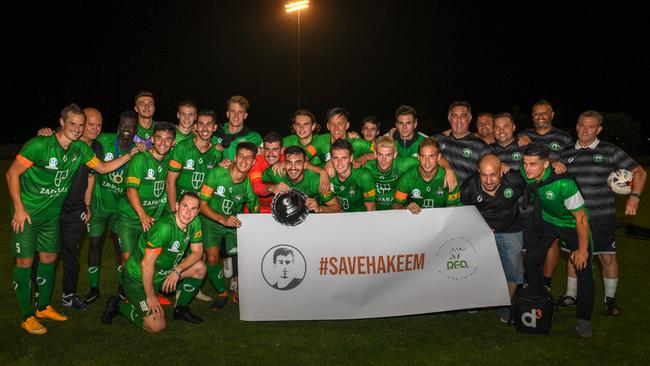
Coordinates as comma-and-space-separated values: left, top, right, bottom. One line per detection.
47, 157, 58, 169
261, 245, 306, 291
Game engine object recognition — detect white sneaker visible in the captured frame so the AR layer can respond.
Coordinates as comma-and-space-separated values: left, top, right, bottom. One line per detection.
223, 257, 233, 279
195, 289, 212, 302
229, 276, 238, 292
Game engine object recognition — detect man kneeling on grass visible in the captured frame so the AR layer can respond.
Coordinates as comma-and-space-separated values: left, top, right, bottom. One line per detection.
101, 192, 206, 332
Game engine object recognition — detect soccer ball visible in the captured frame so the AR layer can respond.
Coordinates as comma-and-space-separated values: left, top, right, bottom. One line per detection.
607, 169, 633, 195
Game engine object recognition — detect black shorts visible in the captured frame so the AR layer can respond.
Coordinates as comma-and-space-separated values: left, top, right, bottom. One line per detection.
589, 215, 616, 255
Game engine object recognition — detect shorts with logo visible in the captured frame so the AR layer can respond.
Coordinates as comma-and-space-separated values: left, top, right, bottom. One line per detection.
494, 231, 524, 284
559, 215, 614, 255
122, 272, 160, 317
118, 216, 143, 255
10, 216, 60, 258
201, 215, 237, 255
88, 209, 119, 237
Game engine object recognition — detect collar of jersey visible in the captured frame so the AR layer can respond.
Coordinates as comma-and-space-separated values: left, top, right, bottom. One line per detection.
574, 138, 600, 150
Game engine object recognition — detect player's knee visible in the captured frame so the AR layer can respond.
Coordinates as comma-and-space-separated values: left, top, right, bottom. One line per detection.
193, 261, 207, 278
599, 254, 616, 266
206, 254, 219, 265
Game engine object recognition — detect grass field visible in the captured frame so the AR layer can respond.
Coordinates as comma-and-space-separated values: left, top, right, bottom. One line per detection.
0, 160, 648, 365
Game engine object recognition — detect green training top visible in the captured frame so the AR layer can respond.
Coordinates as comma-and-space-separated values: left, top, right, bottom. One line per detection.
394, 166, 461, 208
329, 167, 376, 212
14, 135, 99, 219
522, 165, 587, 228
92, 133, 132, 213
199, 166, 260, 216
262, 168, 335, 205
123, 213, 202, 287
311, 134, 373, 167
119, 150, 170, 219
282, 134, 322, 166
364, 157, 419, 210
168, 138, 223, 198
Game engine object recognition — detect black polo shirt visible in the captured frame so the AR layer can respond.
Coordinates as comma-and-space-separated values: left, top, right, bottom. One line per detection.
460, 171, 525, 233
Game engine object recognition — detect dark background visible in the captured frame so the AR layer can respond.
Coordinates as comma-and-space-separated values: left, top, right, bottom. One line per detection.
6, 1, 649, 153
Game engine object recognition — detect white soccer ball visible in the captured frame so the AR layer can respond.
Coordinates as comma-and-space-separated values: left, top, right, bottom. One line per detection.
607, 169, 633, 195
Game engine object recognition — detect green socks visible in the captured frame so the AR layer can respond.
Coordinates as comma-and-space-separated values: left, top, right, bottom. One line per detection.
88, 266, 100, 288
36, 262, 55, 310
177, 277, 202, 306
13, 266, 33, 318
207, 262, 226, 293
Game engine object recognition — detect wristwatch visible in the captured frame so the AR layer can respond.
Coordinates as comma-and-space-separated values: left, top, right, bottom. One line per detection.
630, 192, 641, 199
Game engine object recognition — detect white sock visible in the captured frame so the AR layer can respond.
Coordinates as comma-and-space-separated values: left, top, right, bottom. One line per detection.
603, 278, 618, 299
566, 276, 578, 297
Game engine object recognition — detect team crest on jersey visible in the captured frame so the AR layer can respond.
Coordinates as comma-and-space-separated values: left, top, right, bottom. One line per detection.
549, 142, 561, 151
222, 199, 234, 214
145, 168, 155, 180
504, 188, 513, 198
376, 183, 390, 195
111, 171, 123, 184
511, 152, 522, 161
169, 241, 181, 253
216, 186, 226, 197
185, 159, 195, 170
47, 157, 58, 169
191, 172, 205, 189
104, 153, 114, 161
462, 148, 472, 158
349, 188, 356, 197
54, 170, 69, 187
436, 188, 444, 197
545, 190, 555, 200
592, 154, 605, 163
411, 189, 422, 199
153, 180, 165, 197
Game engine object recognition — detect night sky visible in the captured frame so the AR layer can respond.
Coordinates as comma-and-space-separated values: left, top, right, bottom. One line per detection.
7, 1, 649, 150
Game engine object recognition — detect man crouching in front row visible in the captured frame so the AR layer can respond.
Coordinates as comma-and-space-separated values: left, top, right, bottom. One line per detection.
101, 192, 206, 332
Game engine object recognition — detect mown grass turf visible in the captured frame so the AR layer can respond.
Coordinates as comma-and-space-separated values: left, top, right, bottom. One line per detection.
0, 160, 648, 365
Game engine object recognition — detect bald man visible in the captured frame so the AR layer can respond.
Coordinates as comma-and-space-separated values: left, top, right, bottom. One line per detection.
460, 154, 526, 323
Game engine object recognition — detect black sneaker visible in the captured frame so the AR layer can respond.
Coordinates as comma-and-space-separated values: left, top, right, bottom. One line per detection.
173, 305, 203, 324
84, 287, 100, 304
118, 285, 127, 301
62, 294, 88, 311
101, 296, 121, 325
604, 297, 619, 316
556, 295, 578, 308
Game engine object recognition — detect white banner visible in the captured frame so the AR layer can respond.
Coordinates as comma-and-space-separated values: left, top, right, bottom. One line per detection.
238, 206, 510, 321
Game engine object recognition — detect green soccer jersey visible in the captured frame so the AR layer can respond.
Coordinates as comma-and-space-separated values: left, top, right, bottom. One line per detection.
211, 123, 263, 162
199, 166, 260, 215
14, 135, 99, 219
174, 128, 195, 145
123, 214, 202, 287
134, 122, 156, 148
282, 134, 322, 166
364, 157, 420, 210
394, 167, 461, 208
312, 134, 373, 167
522, 166, 587, 228
395, 133, 426, 158
92, 133, 132, 213
262, 168, 335, 205
329, 167, 376, 212
119, 150, 170, 219
169, 138, 223, 198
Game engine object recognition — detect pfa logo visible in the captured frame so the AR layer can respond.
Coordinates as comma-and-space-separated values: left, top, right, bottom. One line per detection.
261, 244, 306, 291
435, 236, 478, 281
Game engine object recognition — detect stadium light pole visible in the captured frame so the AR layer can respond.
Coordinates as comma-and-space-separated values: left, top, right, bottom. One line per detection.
285, 1, 309, 108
